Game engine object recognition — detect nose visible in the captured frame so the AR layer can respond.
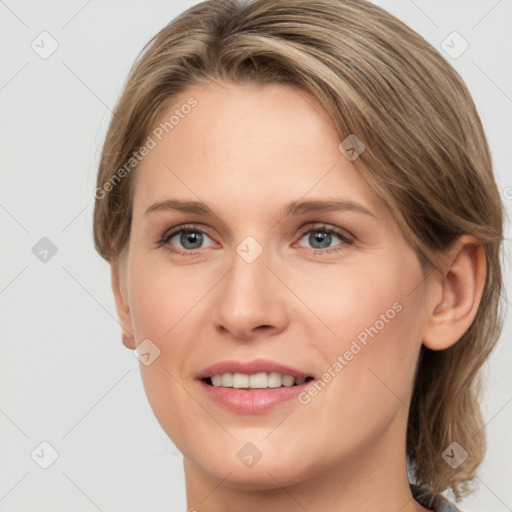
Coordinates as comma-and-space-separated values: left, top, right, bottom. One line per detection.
210, 244, 289, 342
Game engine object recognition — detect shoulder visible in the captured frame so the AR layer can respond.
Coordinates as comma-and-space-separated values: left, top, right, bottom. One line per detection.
410, 483, 462, 512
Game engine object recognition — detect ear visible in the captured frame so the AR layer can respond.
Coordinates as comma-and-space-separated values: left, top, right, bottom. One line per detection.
111, 261, 136, 350
422, 235, 486, 351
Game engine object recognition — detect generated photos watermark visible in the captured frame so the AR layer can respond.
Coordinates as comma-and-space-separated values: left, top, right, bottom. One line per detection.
298, 301, 403, 405
95, 97, 198, 200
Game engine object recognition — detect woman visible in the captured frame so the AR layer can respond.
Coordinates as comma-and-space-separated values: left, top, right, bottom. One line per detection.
93, 0, 504, 510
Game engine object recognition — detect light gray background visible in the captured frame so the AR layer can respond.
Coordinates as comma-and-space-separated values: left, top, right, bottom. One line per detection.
1, 0, 511, 511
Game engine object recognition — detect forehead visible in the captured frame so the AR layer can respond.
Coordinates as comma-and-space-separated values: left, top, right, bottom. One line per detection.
132, 80, 386, 220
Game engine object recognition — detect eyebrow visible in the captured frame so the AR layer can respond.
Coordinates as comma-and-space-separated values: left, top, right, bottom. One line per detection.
144, 198, 376, 218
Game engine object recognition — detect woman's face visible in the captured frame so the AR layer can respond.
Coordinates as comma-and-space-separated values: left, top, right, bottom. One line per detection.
121, 80, 430, 488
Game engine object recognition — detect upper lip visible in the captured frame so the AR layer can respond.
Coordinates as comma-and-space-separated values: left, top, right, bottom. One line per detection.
196, 358, 313, 380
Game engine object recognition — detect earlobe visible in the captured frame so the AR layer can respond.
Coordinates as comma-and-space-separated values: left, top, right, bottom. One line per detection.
422, 235, 486, 351
111, 262, 136, 350
122, 333, 136, 350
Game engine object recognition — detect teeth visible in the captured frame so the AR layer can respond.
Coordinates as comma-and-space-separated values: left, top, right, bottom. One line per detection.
209, 372, 310, 389
249, 372, 267, 388
231, 373, 248, 388
282, 375, 295, 387
268, 372, 282, 388
221, 373, 233, 387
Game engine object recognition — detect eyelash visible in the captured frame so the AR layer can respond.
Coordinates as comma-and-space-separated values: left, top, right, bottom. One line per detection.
156, 223, 354, 257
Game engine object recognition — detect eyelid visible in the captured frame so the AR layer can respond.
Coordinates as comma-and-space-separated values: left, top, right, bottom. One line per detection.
154, 223, 210, 253
159, 222, 352, 241
157, 221, 356, 255
160, 223, 212, 241
296, 222, 355, 242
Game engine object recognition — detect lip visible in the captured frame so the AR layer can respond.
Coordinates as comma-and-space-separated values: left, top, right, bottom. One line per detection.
196, 358, 316, 414
196, 358, 313, 380
198, 379, 313, 414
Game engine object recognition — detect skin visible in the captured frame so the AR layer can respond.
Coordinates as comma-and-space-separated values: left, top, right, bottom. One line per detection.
111, 80, 486, 512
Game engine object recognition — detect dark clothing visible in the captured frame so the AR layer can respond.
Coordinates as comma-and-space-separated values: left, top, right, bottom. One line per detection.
411, 483, 461, 512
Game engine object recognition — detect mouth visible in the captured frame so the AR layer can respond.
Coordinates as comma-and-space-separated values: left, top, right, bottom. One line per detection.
201, 373, 315, 389
196, 359, 317, 413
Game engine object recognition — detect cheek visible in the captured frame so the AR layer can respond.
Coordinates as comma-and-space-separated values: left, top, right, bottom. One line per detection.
302, 258, 418, 356
125, 256, 204, 452
127, 251, 204, 340
305, 255, 425, 416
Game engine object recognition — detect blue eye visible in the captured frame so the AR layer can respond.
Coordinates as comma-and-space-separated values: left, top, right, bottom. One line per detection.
159, 224, 214, 255
158, 223, 354, 256
297, 224, 353, 254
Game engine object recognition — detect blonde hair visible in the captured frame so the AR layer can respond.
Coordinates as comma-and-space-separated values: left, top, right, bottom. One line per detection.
93, 0, 505, 500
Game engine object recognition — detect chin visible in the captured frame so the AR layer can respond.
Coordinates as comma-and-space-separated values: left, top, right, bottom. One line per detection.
187, 447, 313, 491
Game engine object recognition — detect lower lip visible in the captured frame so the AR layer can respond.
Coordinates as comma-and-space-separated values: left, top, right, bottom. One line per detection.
198, 379, 313, 413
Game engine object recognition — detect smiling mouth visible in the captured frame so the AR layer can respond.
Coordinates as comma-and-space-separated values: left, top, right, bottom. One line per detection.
202, 372, 315, 390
